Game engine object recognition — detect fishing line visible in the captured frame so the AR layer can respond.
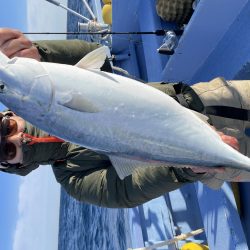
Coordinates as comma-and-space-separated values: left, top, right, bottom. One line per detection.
23, 29, 183, 36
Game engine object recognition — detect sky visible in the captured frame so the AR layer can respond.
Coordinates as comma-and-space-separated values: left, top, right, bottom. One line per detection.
0, 0, 67, 249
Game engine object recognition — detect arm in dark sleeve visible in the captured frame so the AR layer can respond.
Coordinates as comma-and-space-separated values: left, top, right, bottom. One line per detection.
51, 143, 201, 208
147, 82, 204, 112
53, 162, 188, 208
32, 40, 112, 71
2, 163, 40, 176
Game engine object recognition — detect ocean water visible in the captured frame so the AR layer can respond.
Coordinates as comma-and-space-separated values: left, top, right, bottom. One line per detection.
58, 1, 132, 250
58, 190, 131, 250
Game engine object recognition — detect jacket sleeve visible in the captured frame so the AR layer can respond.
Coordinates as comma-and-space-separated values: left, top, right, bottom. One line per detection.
53, 162, 186, 208
2, 162, 40, 176
52, 145, 200, 208
32, 40, 112, 71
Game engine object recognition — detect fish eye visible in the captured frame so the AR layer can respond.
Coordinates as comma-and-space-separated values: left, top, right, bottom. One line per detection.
0, 81, 6, 92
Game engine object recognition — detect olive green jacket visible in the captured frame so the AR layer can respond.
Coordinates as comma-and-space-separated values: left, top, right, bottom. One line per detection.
6, 40, 205, 208
33, 40, 112, 72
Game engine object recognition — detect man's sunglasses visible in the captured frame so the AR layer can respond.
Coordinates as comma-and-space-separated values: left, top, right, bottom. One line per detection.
0, 114, 18, 161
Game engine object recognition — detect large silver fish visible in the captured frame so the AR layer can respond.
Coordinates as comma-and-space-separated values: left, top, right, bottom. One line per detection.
0, 47, 249, 179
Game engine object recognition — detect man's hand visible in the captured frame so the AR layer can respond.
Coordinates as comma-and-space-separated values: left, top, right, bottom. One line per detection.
0, 28, 41, 61
190, 129, 240, 174
216, 131, 239, 151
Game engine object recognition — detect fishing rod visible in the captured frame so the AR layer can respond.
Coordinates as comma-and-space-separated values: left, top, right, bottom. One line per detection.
81, 0, 96, 20
45, 0, 90, 22
23, 29, 184, 36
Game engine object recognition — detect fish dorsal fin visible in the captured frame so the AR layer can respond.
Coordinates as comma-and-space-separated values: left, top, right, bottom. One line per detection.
75, 46, 108, 70
57, 92, 99, 113
0, 51, 10, 65
109, 156, 163, 179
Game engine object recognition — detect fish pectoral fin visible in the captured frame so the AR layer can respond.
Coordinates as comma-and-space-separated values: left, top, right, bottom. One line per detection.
57, 92, 99, 113
109, 156, 157, 180
75, 46, 108, 70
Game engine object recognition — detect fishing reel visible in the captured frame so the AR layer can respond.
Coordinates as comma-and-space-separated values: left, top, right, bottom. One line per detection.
78, 21, 109, 33
78, 21, 112, 47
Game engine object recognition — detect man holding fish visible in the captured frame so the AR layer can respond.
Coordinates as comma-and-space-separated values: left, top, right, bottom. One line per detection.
0, 28, 248, 208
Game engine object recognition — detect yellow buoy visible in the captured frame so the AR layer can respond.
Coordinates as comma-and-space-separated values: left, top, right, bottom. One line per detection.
181, 242, 209, 250
102, 0, 111, 4
102, 4, 112, 25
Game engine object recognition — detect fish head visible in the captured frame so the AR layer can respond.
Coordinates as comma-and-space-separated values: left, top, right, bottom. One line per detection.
0, 52, 53, 119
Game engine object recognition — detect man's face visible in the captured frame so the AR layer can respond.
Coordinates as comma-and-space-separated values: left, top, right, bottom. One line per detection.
0, 113, 25, 164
